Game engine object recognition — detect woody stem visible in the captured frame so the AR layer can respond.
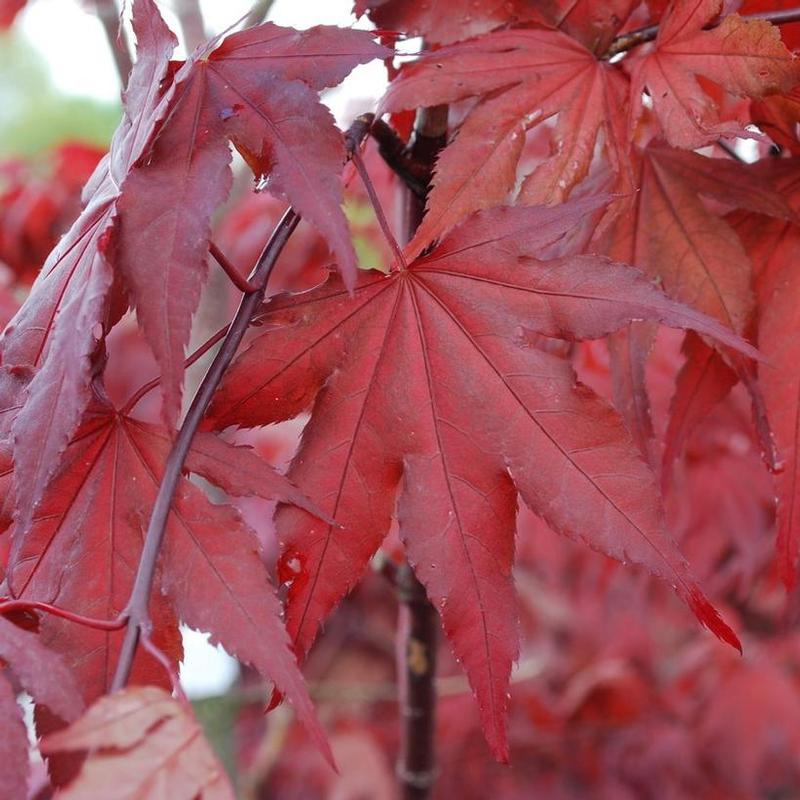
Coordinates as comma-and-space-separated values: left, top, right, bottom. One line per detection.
605, 7, 800, 59
396, 102, 448, 800
109, 208, 299, 692
110, 115, 374, 693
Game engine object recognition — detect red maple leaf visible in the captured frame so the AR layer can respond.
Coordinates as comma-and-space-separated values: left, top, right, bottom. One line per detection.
628, 0, 799, 148
739, 182, 800, 587
0, 0, 180, 545
204, 196, 753, 759
380, 27, 632, 258
0, 0, 387, 544
115, 21, 387, 431
355, 0, 636, 50
4, 391, 328, 750
663, 332, 737, 481
598, 145, 792, 472
353, 0, 541, 45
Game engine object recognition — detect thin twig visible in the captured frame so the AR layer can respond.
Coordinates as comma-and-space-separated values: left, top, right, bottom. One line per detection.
110, 209, 299, 692
716, 140, 746, 163
209, 241, 259, 293
94, 0, 133, 86
173, 0, 207, 50
0, 599, 125, 631
244, 0, 275, 29
351, 149, 408, 270
395, 101, 448, 800
605, 7, 800, 59
109, 118, 373, 693
121, 322, 230, 415
141, 634, 189, 705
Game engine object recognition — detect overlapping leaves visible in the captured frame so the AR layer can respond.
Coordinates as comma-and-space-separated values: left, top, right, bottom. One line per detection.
2, 391, 327, 750
0, 616, 83, 800
379, 0, 797, 259
205, 196, 755, 758
0, 0, 386, 544
3, 0, 800, 782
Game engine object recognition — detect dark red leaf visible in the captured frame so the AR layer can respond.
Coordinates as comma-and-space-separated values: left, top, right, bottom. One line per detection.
206, 197, 748, 758
116, 22, 388, 429
628, 0, 799, 148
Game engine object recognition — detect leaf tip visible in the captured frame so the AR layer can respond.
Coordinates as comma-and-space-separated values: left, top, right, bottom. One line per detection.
687, 586, 742, 654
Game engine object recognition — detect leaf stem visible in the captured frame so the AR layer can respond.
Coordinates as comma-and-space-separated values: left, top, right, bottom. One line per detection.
109, 117, 373, 694
0, 599, 125, 632
141, 633, 189, 705
209, 241, 260, 293
604, 7, 800, 59
120, 322, 231, 415
93, 0, 133, 85
351, 149, 408, 270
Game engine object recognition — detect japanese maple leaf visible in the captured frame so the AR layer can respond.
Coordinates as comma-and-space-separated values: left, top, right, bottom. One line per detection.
353, 0, 541, 45
354, 0, 635, 51
3, 394, 328, 750
534, 0, 638, 53
751, 84, 800, 154
0, 0, 178, 544
115, 21, 388, 431
663, 332, 737, 483
0, 616, 83, 800
741, 204, 800, 588
598, 144, 791, 468
628, 0, 799, 148
0, 3, 387, 543
42, 686, 234, 800
739, 0, 800, 50
204, 196, 753, 759
379, 27, 632, 258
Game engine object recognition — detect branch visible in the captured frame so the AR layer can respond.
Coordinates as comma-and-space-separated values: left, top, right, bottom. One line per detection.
369, 119, 429, 199
401, 105, 448, 244
244, 0, 275, 29
605, 7, 800, 59
110, 209, 298, 692
395, 101, 448, 800
109, 117, 373, 693
396, 564, 439, 799
93, 0, 133, 86
173, 0, 207, 51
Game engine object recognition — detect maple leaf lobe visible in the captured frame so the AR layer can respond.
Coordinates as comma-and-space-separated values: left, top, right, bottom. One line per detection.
207, 198, 746, 757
